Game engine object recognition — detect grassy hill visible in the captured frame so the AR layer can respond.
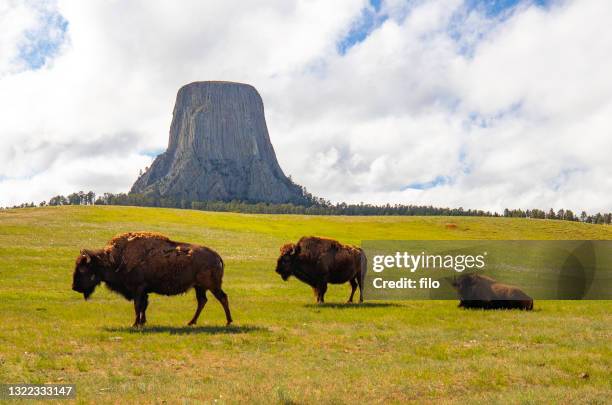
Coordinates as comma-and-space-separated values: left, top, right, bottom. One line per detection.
1, 206, 611, 403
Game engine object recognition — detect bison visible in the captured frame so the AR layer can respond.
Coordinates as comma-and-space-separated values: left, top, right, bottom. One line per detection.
72, 232, 233, 327
451, 273, 533, 310
275, 236, 366, 304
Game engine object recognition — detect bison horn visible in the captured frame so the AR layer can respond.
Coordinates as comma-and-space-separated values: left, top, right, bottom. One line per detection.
80, 249, 92, 263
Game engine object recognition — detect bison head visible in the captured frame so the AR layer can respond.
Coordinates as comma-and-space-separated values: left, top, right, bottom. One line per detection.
275, 243, 298, 281
72, 249, 102, 300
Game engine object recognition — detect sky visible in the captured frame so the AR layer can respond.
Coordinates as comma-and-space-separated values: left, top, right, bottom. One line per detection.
0, 0, 611, 213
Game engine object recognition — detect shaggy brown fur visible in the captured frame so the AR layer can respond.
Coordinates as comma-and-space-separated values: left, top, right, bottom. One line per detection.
108, 231, 170, 245
72, 232, 232, 327
451, 273, 533, 310
275, 236, 366, 304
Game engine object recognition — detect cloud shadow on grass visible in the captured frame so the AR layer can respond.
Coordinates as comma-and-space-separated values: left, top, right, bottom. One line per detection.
303, 302, 402, 309
104, 324, 266, 335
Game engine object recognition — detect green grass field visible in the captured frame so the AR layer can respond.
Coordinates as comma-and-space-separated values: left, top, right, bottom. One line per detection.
1, 206, 611, 404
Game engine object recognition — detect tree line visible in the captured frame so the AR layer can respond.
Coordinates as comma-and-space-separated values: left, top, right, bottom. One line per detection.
3, 190, 611, 225
503, 208, 611, 225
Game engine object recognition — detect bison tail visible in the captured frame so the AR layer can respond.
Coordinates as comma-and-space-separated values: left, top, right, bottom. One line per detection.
212, 256, 224, 287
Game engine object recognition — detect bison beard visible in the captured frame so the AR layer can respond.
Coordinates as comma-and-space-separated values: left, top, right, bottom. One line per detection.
275, 236, 366, 304
452, 273, 533, 310
71, 232, 233, 327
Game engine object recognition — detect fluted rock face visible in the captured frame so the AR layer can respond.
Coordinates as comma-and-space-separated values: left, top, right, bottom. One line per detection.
130, 81, 306, 204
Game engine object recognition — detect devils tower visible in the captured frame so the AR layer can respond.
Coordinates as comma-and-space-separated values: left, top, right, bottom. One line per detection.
130, 81, 307, 204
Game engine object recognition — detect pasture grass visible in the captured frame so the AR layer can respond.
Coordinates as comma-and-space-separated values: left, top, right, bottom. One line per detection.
0, 205, 611, 404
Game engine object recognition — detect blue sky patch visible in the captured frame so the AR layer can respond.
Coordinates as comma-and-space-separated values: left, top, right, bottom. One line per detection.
142, 149, 165, 159
18, 8, 68, 70
337, 0, 388, 55
450, 0, 553, 57
403, 175, 451, 190
464, 0, 551, 17
370, 0, 382, 12
338, 1, 554, 57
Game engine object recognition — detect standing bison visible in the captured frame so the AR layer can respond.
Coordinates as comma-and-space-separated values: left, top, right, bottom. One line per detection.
275, 236, 366, 304
451, 273, 533, 310
72, 232, 233, 327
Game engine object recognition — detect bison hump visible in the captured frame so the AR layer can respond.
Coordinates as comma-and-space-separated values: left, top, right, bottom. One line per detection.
107, 232, 170, 246
104, 232, 176, 273
298, 236, 345, 257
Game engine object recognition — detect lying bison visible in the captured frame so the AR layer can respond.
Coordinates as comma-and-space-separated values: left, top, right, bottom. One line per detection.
72, 232, 232, 327
276, 236, 366, 304
451, 273, 533, 310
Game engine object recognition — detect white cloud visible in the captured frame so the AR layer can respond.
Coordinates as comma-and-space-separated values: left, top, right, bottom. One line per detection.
0, 0, 38, 74
0, 0, 610, 213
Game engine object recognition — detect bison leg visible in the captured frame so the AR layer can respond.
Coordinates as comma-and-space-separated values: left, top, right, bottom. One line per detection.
188, 286, 208, 326
348, 278, 358, 303
132, 287, 148, 327
132, 299, 145, 328
211, 288, 233, 326
317, 282, 327, 304
132, 293, 149, 328
139, 293, 149, 325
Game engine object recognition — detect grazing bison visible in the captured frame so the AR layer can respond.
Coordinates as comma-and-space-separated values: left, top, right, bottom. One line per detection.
451, 273, 533, 310
71, 232, 232, 327
275, 236, 366, 304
